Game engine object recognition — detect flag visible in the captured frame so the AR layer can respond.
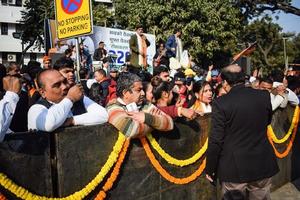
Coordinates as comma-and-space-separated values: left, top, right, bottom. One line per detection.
232, 42, 257, 62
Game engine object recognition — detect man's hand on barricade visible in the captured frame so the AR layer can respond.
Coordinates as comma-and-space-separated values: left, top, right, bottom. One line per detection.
127, 111, 145, 123
3, 76, 21, 94
67, 84, 83, 103
63, 117, 74, 127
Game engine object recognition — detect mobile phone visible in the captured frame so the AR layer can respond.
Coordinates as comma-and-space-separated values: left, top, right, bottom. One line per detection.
126, 102, 138, 112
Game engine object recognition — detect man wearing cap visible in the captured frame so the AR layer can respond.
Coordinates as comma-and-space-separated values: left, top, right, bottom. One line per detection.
129, 25, 150, 71
43, 56, 52, 69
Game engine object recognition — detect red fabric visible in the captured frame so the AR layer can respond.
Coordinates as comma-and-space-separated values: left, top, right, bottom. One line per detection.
157, 105, 179, 118
106, 79, 117, 104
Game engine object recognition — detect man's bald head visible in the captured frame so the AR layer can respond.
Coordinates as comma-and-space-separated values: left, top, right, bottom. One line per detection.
221, 64, 245, 86
37, 69, 60, 89
36, 69, 69, 103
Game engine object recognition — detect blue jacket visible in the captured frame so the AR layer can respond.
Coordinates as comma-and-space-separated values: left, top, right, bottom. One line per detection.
165, 35, 177, 58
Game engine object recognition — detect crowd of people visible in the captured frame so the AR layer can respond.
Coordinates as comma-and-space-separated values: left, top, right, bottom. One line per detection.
0, 25, 300, 200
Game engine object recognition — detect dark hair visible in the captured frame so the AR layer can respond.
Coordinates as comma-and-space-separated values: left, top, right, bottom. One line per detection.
151, 76, 173, 101
153, 65, 169, 76
99, 41, 104, 45
193, 81, 210, 94
89, 82, 102, 104
259, 77, 273, 85
53, 57, 74, 71
64, 48, 72, 55
0, 64, 7, 92
135, 24, 143, 30
270, 69, 284, 82
116, 72, 141, 98
221, 66, 245, 86
36, 69, 52, 89
79, 68, 88, 79
286, 75, 300, 92
27, 60, 43, 81
173, 29, 182, 34
215, 84, 223, 97
7, 62, 19, 73
95, 69, 106, 77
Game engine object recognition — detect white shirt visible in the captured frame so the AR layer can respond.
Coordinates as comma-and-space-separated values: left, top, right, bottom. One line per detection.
0, 91, 20, 141
270, 93, 288, 111
201, 102, 212, 114
273, 82, 299, 106
28, 96, 108, 132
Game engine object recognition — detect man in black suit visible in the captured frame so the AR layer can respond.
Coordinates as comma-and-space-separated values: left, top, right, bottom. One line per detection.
206, 65, 279, 200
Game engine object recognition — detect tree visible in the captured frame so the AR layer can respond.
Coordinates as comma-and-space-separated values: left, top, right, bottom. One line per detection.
241, 16, 298, 73
20, 0, 54, 52
113, 0, 244, 68
236, 0, 300, 18
92, 2, 115, 27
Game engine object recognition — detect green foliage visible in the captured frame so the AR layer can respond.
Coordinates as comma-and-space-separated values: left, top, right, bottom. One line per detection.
21, 0, 54, 51
235, 0, 300, 18
113, 0, 244, 67
92, 1, 114, 27
241, 16, 298, 74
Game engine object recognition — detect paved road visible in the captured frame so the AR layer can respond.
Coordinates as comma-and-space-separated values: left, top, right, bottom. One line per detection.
271, 182, 300, 200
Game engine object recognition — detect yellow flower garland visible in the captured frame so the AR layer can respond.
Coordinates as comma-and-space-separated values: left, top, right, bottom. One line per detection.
146, 133, 207, 167
268, 106, 299, 144
0, 132, 126, 200
140, 137, 206, 184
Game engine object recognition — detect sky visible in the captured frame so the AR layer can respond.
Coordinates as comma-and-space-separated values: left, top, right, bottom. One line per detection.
271, 0, 300, 34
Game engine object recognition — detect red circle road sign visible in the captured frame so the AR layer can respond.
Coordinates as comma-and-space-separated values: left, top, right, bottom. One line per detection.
61, 0, 83, 14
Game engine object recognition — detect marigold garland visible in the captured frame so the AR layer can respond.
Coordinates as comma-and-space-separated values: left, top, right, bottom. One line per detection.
140, 137, 206, 184
268, 106, 299, 144
146, 133, 207, 167
0, 132, 126, 200
94, 139, 130, 200
267, 111, 299, 159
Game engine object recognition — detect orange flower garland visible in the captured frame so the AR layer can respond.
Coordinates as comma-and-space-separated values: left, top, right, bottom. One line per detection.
0, 193, 6, 200
267, 114, 299, 159
94, 139, 130, 200
140, 137, 206, 185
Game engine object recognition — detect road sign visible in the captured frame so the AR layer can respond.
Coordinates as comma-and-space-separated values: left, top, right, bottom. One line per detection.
54, 0, 93, 39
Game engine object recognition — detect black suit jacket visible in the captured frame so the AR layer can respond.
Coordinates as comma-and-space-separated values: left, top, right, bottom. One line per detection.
206, 84, 279, 183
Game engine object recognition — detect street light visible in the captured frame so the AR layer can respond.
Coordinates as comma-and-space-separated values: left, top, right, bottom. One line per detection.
282, 34, 295, 71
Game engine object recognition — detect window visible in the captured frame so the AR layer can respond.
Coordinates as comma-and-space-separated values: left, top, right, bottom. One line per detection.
2, 52, 8, 61
1, 0, 8, 5
16, 0, 22, 6
1, 23, 8, 35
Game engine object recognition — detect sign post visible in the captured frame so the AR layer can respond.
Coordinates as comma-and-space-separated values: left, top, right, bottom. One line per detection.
54, 0, 93, 82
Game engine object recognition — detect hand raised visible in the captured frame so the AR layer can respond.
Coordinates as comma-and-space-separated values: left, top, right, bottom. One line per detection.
67, 84, 83, 102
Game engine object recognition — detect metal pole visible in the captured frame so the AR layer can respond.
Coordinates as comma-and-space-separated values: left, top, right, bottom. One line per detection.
21, 40, 24, 67
283, 38, 288, 71
75, 37, 81, 83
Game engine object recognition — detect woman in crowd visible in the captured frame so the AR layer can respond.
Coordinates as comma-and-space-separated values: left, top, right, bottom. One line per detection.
189, 81, 213, 114
152, 76, 197, 119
